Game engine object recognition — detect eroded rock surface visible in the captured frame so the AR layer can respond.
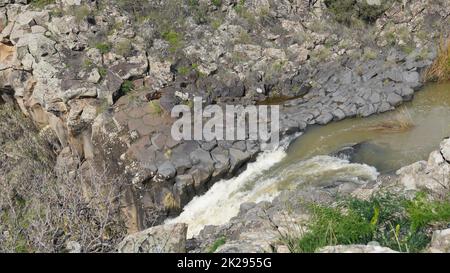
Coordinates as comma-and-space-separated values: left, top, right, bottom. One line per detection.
117, 223, 188, 253
0, 0, 449, 250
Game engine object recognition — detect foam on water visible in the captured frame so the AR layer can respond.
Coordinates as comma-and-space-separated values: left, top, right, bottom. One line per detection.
166, 147, 288, 238
167, 151, 379, 238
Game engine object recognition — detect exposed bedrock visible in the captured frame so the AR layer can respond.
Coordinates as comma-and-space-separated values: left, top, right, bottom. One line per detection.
0, 0, 449, 234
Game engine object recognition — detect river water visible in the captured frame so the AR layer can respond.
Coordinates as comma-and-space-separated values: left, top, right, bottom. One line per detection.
167, 83, 450, 238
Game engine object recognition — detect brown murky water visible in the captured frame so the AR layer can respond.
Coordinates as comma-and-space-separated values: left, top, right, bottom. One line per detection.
287, 83, 450, 173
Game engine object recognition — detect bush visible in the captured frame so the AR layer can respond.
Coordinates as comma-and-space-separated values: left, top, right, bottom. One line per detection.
0, 104, 127, 252
120, 80, 135, 95
95, 42, 112, 54
162, 30, 183, 53
324, 0, 394, 25
211, 0, 222, 7
281, 192, 450, 253
291, 204, 374, 253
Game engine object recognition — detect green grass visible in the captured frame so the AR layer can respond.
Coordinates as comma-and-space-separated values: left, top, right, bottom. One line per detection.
30, 0, 55, 9
208, 237, 226, 253
363, 48, 378, 60
406, 192, 450, 232
288, 204, 375, 253
324, 0, 393, 25
211, 0, 222, 7
211, 18, 223, 30
148, 100, 162, 115
282, 192, 450, 253
73, 5, 90, 23
120, 80, 135, 95
95, 43, 112, 54
98, 67, 108, 79
162, 30, 183, 53
115, 39, 133, 57
177, 63, 201, 76
233, 0, 246, 14
177, 66, 191, 76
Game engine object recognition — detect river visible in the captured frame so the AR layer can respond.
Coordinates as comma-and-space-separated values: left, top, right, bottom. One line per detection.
167, 83, 450, 238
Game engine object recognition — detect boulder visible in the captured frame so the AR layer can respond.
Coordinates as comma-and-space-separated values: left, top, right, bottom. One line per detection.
427, 229, 450, 253
117, 223, 188, 253
318, 245, 398, 253
440, 138, 450, 162
396, 139, 450, 196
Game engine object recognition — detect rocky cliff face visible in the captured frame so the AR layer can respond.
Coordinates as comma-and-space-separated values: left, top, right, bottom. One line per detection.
0, 0, 449, 252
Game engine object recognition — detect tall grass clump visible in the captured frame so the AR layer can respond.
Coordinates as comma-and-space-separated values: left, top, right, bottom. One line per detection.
424, 37, 450, 82
364, 106, 414, 133
280, 192, 450, 253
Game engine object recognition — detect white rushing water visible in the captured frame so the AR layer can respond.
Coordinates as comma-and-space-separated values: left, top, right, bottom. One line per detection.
166, 147, 288, 238
166, 146, 379, 238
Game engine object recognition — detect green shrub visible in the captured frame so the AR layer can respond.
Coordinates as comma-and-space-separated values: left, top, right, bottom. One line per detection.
233, 0, 246, 14
292, 204, 374, 253
282, 192, 450, 253
324, 0, 394, 25
98, 67, 108, 79
95, 42, 112, 54
177, 66, 191, 76
211, 18, 223, 30
363, 48, 378, 60
162, 30, 183, 53
120, 80, 135, 95
177, 63, 201, 76
406, 192, 450, 232
211, 0, 222, 7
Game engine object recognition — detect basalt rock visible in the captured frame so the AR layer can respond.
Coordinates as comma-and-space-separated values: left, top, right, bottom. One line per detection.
0, 0, 448, 249
117, 223, 188, 253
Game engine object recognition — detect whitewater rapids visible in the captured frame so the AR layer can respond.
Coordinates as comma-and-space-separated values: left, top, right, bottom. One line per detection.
166, 147, 379, 238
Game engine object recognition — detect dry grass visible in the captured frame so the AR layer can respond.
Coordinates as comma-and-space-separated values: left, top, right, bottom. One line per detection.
424, 37, 450, 82
0, 103, 128, 253
364, 107, 414, 132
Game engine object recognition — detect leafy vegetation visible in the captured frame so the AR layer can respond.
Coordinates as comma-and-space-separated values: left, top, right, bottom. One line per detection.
281, 192, 450, 253
211, 0, 222, 7
208, 237, 227, 253
162, 30, 183, 53
98, 67, 108, 79
95, 42, 112, 54
119, 80, 135, 95
324, 0, 394, 25
177, 63, 201, 76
